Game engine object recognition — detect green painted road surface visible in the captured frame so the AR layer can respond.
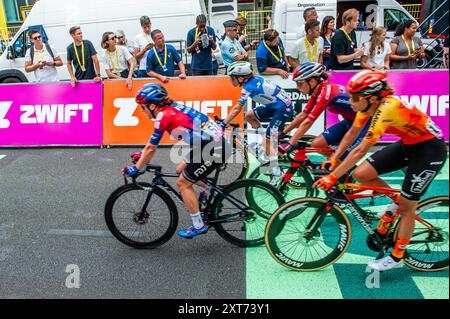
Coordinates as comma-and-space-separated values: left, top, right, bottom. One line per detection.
246, 153, 449, 299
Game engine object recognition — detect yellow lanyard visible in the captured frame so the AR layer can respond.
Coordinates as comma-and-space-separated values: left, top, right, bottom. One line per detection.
73, 41, 85, 70
108, 48, 120, 72
263, 41, 282, 62
304, 37, 318, 62
402, 35, 415, 56
153, 45, 167, 67
340, 28, 355, 47
143, 33, 152, 44
36, 45, 46, 62
195, 27, 201, 39
325, 34, 332, 45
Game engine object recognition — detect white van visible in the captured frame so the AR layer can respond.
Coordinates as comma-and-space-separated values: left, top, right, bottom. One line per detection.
272, 0, 430, 58
0, 0, 236, 83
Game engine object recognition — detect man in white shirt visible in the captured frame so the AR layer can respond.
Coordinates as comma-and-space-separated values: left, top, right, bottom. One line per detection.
290, 20, 324, 67
134, 16, 154, 78
296, 7, 318, 40
24, 30, 63, 82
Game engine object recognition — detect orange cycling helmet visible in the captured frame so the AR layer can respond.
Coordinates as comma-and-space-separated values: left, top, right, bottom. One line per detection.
348, 69, 391, 97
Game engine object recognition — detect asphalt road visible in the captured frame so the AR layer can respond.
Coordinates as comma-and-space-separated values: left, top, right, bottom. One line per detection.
0, 148, 245, 299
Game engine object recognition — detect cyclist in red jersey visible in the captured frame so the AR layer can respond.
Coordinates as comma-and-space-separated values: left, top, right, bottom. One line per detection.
315, 70, 447, 271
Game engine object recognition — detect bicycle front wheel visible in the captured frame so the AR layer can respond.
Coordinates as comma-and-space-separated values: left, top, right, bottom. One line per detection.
211, 179, 285, 247
265, 198, 351, 271
394, 196, 449, 272
105, 183, 178, 249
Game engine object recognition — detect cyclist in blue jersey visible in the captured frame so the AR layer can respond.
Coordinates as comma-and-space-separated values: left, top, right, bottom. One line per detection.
122, 83, 228, 239
221, 61, 294, 161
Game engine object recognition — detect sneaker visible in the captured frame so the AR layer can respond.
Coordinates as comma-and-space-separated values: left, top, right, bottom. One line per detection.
177, 225, 209, 239
367, 255, 403, 272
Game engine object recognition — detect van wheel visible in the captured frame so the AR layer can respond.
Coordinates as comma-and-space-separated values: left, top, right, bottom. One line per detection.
1, 77, 22, 83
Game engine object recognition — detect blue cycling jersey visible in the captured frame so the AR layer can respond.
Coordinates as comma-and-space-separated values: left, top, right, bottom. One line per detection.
238, 76, 292, 110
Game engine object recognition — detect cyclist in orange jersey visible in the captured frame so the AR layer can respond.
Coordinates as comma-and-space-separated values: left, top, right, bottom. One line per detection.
314, 69, 447, 271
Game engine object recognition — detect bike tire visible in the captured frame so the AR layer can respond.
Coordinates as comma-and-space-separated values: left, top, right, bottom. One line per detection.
105, 183, 178, 249
211, 179, 285, 247
249, 160, 315, 202
393, 196, 449, 272
265, 198, 352, 271
216, 140, 249, 186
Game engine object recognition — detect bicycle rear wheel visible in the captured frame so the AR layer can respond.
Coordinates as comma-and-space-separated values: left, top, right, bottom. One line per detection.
394, 196, 449, 272
104, 183, 178, 249
265, 198, 351, 271
211, 179, 285, 247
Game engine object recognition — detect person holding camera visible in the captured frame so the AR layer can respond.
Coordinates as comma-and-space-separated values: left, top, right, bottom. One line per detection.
25, 30, 63, 82
186, 14, 217, 76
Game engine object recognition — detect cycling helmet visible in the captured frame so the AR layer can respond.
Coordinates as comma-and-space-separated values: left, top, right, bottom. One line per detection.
227, 61, 254, 76
348, 70, 389, 97
292, 62, 325, 81
135, 83, 168, 105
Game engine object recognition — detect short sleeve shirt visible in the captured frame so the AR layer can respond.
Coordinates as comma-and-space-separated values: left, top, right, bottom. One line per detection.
290, 36, 324, 64
220, 37, 245, 67
187, 26, 216, 71
146, 44, 181, 77
134, 33, 154, 71
25, 44, 60, 82
102, 45, 133, 74
330, 29, 357, 70
363, 40, 392, 68
256, 38, 287, 73
390, 36, 423, 69
66, 40, 97, 80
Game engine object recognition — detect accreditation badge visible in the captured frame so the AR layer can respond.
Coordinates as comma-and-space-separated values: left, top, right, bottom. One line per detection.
81, 66, 86, 72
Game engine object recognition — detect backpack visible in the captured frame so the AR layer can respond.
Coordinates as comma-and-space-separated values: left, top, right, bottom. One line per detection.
30, 43, 55, 62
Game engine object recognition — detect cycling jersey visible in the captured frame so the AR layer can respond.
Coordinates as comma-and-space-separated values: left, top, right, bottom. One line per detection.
149, 103, 221, 145
302, 81, 354, 122
238, 76, 292, 110
354, 96, 442, 145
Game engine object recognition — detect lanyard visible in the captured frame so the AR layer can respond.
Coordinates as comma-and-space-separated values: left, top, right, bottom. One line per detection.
402, 35, 415, 56
304, 37, 318, 62
108, 48, 120, 72
143, 33, 152, 44
340, 28, 355, 47
263, 41, 282, 62
73, 41, 85, 70
153, 45, 167, 67
36, 45, 46, 62
195, 27, 201, 39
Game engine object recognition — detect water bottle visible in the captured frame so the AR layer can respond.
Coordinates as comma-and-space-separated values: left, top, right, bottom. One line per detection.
198, 191, 208, 212
375, 210, 394, 237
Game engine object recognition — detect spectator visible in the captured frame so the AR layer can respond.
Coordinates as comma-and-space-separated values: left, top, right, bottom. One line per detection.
390, 20, 425, 69
443, 35, 449, 69
289, 20, 324, 67
321, 16, 335, 69
330, 9, 364, 70
146, 29, 187, 83
187, 14, 217, 76
235, 16, 259, 51
297, 7, 318, 40
360, 27, 391, 70
134, 16, 154, 78
101, 32, 136, 90
67, 26, 101, 87
221, 20, 248, 71
115, 30, 135, 57
256, 29, 289, 79
25, 29, 63, 82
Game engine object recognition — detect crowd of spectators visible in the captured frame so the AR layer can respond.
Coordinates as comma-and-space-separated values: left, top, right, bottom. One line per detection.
21, 9, 448, 84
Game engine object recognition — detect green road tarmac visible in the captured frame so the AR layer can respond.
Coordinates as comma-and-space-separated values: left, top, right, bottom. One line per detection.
246, 153, 449, 299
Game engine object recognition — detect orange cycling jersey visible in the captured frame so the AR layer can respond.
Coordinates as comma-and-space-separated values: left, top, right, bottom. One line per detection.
354, 96, 442, 145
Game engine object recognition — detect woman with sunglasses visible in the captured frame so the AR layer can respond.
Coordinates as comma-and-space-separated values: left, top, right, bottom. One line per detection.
315, 70, 446, 271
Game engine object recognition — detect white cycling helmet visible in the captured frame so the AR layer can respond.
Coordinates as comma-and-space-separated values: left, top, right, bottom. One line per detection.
292, 62, 325, 82
227, 61, 254, 76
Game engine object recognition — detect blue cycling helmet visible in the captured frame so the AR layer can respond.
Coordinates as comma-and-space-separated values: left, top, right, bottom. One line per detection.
293, 62, 325, 82
135, 83, 168, 105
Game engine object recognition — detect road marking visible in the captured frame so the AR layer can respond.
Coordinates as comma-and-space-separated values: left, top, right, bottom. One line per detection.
47, 229, 113, 237
0, 155, 6, 160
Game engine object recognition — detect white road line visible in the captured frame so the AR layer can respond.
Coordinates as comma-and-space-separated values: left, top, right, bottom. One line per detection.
47, 229, 146, 238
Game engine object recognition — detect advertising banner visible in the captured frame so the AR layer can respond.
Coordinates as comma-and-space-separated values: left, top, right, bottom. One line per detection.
0, 82, 103, 146
103, 78, 244, 145
327, 70, 450, 142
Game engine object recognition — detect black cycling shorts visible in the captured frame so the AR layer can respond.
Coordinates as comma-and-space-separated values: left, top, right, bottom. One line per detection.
366, 138, 447, 201
182, 137, 231, 183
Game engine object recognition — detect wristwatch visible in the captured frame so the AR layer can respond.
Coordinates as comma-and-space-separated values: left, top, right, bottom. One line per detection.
96, 74, 101, 77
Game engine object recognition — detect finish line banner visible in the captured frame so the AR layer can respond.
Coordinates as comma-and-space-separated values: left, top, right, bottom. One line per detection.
103, 78, 244, 145
0, 82, 103, 146
327, 70, 450, 142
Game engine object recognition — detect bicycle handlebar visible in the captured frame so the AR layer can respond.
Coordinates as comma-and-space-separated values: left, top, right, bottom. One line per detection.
214, 115, 240, 129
